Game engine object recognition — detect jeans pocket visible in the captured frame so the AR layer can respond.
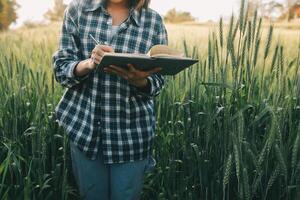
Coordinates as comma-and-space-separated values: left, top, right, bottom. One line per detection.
144, 156, 157, 174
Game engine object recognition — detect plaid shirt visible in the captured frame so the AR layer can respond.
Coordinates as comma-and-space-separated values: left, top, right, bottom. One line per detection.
52, 0, 168, 164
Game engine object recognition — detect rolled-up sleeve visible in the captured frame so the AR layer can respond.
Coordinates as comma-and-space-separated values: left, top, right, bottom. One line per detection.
52, 0, 89, 88
134, 15, 168, 98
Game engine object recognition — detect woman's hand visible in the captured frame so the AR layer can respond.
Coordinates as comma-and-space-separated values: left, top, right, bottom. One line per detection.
74, 45, 114, 77
103, 64, 162, 88
90, 45, 114, 69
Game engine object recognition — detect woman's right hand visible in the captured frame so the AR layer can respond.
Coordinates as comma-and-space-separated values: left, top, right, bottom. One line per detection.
89, 45, 115, 70
74, 45, 114, 77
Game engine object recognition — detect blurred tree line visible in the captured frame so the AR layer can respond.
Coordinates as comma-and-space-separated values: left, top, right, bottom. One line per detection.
0, 0, 66, 30
1, 0, 300, 30
248, 0, 300, 21
0, 0, 18, 31
163, 8, 196, 23
44, 0, 67, 22
162, 0, 300, 23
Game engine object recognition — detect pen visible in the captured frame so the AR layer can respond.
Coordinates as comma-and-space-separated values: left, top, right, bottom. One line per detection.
89, 34, 101, 67
89, 34, 100, 45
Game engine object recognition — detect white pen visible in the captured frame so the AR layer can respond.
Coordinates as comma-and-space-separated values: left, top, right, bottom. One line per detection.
89, 34, 101, 65
89, 34, 100, 45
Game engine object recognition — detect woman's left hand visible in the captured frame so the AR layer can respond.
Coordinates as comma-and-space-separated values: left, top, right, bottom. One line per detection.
103, 64, 162, 88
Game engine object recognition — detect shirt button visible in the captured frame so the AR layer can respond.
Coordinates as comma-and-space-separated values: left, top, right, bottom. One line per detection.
97, 121, 101, 125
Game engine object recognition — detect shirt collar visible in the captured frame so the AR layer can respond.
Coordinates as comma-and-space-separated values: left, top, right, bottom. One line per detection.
83, 0, 141, 27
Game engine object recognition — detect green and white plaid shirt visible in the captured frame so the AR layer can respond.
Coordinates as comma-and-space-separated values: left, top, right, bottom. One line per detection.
52, 0, 168, 163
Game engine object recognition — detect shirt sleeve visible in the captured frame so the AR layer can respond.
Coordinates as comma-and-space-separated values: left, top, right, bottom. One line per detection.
134, 15, 168, 98
52, 0, 89, 88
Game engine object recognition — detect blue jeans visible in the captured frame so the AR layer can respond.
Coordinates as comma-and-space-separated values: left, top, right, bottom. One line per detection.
69, 140, 156, 200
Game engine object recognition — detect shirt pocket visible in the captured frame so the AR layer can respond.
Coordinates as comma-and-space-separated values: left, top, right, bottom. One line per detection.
118, 26, 154, 54
78, 14, 108, 59
78, 30, 106, 59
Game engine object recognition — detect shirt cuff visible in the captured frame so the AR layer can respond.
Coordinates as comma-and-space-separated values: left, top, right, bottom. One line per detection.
67, 60, 90, 84
134, 76, 155, 98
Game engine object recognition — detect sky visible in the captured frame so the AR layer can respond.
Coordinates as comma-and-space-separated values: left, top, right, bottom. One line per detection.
13, 0, 242, 28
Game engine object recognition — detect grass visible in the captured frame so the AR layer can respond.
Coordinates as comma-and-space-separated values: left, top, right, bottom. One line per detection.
0, 0, 300, 199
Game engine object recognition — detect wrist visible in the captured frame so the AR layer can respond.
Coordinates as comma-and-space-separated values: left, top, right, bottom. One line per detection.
74, 59, 94, 77
86, 59, 96, 71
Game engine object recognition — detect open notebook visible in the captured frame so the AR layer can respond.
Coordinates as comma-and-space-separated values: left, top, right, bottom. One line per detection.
97, 45, 198, 76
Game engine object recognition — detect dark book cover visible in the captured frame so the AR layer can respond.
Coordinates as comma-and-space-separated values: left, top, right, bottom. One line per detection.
97, 54, 199, 76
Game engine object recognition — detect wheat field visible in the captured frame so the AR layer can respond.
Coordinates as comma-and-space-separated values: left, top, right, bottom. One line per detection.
0, 2, 300, 199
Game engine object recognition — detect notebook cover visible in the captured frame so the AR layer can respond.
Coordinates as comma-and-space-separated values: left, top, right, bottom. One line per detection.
97, 54, 198, 76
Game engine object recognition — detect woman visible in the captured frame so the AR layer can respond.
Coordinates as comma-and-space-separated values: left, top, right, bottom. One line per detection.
52, 0, 168, 199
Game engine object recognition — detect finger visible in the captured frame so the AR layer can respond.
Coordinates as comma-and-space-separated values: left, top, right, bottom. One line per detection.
97, 45, 114, 53
92, 53, 102, 62
91, 53, 101, 64
93, 48, 106, 57
104, 68, 128, 80
92, 58, 101, 65
127, 63, 137, 72
146, 67, 162, 75
105, 66, 128, 78
108, 65, 129, 75
126, 64, 149, 78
